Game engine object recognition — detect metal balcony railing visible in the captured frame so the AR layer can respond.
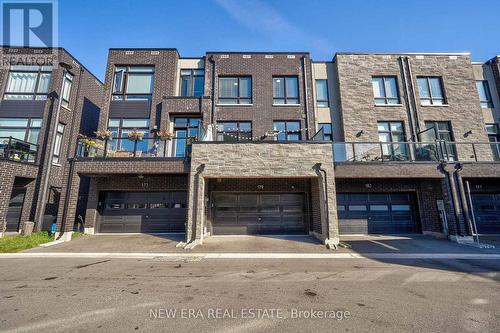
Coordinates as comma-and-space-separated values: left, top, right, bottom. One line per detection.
76, 137, 196, 159
0, 137, 38, 163
333, 141, 500, 163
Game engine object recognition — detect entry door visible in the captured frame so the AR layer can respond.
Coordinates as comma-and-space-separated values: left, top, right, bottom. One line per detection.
6, 189, 26, 232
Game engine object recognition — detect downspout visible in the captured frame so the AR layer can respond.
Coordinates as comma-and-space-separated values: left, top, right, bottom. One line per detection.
208, 55, 216, 126
58, 67, 84, 239
34, 63, 72, 231
399, 56, 417, 142
405, 57, 422, 139
454, 163, 473, 236
438, 162, 464, 237
302, 56, 311, 140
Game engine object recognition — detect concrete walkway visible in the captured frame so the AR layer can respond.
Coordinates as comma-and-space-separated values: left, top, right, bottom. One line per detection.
11, 234, 500, 258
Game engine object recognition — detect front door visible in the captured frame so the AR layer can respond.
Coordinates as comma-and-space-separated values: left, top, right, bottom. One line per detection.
6, 189, 26, 232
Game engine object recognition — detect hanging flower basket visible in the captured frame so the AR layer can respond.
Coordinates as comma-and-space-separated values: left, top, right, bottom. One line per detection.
127, 129, 145, 141
95, 130, 112, 141
157, 130, 174, 141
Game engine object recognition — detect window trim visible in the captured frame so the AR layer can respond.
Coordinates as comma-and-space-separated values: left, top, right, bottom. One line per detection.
180, 69, 205, 97
372, 76, 400, 105
417, 76, 446, 106
3, 65, 53, 101
315, 79, 330, 107
273, 76, 300, 105
112, 65, 155, 101
218, 76, 252, 105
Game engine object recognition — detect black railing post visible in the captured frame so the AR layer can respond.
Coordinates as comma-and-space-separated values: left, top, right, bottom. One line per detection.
6, 136, 12, 160
380, 142, 384, 162
133, 140, 138, 157
352, 143, 356, 161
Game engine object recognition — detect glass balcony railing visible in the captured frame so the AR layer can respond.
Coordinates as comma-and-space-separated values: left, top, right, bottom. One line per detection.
76, 137, 195, 158
333, 141, 500, 163
0, 137, 38, 163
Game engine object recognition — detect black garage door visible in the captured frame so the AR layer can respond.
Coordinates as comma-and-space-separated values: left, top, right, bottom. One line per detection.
212, 193, 307, 235
471, 194, 500, 234
337, 193, 417, 234
100, 192, 187, 233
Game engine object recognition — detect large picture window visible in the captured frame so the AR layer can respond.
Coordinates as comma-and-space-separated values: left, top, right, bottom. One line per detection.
218, 77, 252, 104
112, 66, 155, 101
108, 118, 150, 153
216, 122, 252, 142
3, 65, 52, 100
273, 121, 301, 141
0, 118, 42, 143
273, 77, 299, 105
377, 121, 408, 160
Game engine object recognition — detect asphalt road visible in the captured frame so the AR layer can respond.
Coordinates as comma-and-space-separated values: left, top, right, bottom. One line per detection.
0, 257, 499, 332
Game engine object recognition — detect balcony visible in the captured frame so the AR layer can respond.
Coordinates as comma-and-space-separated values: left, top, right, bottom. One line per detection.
333, 141, 500, 163
0, 137, 38, 163
76, 137, 193, 159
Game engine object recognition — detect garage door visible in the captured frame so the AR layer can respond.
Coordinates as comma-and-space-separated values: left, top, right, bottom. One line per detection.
471, 194, 500, 234
212, 193, 307, 235
100, 192, 187, 233
337, 193, 417, 234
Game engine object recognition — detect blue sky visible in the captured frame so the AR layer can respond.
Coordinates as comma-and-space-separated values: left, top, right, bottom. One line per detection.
60, 0, 500, 80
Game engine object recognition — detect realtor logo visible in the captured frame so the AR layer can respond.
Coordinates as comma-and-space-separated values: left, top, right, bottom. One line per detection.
1, 0, 58, 48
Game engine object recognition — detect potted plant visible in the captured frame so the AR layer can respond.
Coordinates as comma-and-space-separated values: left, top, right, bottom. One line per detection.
95, 130, 112, 157
127, 129, 145, 157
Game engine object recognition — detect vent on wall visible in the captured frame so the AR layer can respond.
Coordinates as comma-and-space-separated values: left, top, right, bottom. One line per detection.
220, 54, 229, 59
265, 55, 274, 59
125, 51, 134, 55
449, 55, 458, 60
151, 51, 160, 55
33, 49, 43, 54
242, 55, 251, 59
382, 55, 392, 59
415, 55, 425, 60
287, 55, 296, 59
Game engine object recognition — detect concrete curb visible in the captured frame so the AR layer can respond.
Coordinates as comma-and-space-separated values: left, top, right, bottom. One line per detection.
1, 252, 499, 259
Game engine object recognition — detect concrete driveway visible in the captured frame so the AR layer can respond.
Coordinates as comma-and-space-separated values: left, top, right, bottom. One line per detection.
22, 233, 500, 255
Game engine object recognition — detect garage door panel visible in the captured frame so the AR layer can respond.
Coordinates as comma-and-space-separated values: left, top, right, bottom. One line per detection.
472, 193, 500, 234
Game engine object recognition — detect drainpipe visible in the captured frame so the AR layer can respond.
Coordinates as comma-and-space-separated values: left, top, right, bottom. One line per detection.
454, 163, 473, 236
405, 57, 422, 139
399, 56, 417, 142
438, 162, 464, 237
302, 56, 311, 140
34, 62, 73, 232
313, 163, 331, 244
208, 56, 216, 126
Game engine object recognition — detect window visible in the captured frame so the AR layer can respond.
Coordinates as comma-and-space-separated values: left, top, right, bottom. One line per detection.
273, 121, 301, 141
52, 123, 65, 164
486, 124, 500, 161
216, 122, 252, 142
0, 118, 42, 143
372, 76, 399, 105
112, 66, 154, 101
315, 80, 329, 107
3, 65, 52, 100
108, 118, 150, 153
173, 118, 201, 157
424, 121, 456, 161
218, 77, 252, 104
417, 77, 445, 105
61, 72, 74, 109
318, 123, 333, 141
476, 80, 493, 108
273, 77, 299, 104
377, 121, 408, 160
180, 69, 204, 97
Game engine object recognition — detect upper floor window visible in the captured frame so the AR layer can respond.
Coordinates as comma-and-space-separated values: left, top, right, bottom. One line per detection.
372, 76, 399, 105
273, 121, 301, 141
180, 69, 204, 97
108, 118, 150, 153
417, 77, 445, 105
218, 77, 252, 104
318, 123, 333, 141
476, 80, 493, 108
0, 118, 42, 144
112, 66, 154, 101
378, 121, 408, 160
61, 72, 74, 109
486, 124, 500, 161
315, 80, 329, 107
216, 122, 252, 142
52, 123, 65, 164
273, 77, 299, 105
3, 65, 52, 101
424, 121, 455, 161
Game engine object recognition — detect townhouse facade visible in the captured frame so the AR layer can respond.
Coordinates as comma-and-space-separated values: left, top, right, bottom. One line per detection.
1, 46, 499, 247
0, 47, 103, 237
